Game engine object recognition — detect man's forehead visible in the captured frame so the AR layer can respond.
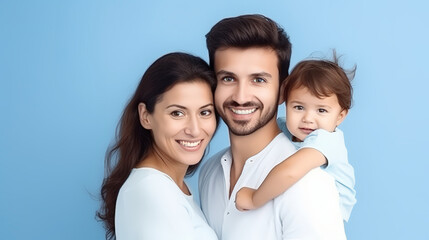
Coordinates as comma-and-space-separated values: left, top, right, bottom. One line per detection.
213, 47, 279, 76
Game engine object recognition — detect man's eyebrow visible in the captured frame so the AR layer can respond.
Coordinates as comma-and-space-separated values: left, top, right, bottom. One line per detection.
216, 70, 272, 78
216, 70, 235, 76
251, 72, 272, 78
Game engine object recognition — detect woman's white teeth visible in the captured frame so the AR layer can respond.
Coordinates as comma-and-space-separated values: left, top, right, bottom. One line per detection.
179, 140, 201, 147
232, 108, 256, 114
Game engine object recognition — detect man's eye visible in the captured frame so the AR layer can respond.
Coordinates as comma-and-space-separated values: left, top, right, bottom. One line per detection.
171, 111, 184, 117
253, 77, 266, 83
221, 76, 234, 82
200, 110, 212, 116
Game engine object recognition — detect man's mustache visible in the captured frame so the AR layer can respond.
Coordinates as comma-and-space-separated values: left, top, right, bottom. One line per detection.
224, 101, 260, 108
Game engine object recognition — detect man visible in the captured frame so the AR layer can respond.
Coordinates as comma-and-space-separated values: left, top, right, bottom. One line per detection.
199, 14, 346, 239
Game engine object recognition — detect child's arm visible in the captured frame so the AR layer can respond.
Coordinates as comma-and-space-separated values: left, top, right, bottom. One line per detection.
235, 148, 326, 211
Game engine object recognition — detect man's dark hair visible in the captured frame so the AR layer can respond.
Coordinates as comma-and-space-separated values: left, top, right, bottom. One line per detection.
206, 14, 292, 83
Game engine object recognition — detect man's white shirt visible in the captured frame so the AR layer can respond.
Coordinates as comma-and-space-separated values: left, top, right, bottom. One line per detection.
199, 133, 346, 240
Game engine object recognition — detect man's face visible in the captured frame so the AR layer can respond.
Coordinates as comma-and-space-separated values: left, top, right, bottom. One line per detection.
214, 47, 280, 136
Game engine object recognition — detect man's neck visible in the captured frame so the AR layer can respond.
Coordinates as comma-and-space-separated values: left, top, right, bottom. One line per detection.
228, 117, 281, 195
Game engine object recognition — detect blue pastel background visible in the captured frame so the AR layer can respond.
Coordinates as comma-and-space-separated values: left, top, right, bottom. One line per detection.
1, 1, 428, 239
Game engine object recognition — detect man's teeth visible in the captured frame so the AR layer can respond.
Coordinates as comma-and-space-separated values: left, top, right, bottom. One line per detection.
179, 140, 201, 147
231, 108, 256, 115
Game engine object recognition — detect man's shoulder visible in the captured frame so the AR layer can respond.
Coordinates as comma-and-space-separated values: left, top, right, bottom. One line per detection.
272, 132, 296, 149
273, 168, 345, 239
199, 147, 229, 183
201, 147, 229, 169
264, 133, 297, 165
276, 168, 337, 201
299, 168, 336, 186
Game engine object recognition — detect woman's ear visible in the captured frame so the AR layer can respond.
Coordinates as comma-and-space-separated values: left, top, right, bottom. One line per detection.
336, 109, 348, 126
138, 103, 152, 129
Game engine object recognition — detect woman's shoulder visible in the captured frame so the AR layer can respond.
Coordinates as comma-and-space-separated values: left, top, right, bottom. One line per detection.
120, 168, 180, 197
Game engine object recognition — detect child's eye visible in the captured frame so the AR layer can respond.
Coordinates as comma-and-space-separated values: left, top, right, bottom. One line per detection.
171, 110, 184, 117
318, 108, 328, 113
293, 106, 304, 110
200, 109, 212, 117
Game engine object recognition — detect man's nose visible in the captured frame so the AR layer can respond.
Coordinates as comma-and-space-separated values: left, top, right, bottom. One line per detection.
231, 82, 251, 105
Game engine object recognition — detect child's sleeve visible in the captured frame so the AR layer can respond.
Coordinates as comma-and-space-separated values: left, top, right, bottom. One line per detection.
300, 128, 357, 222
300, 128, 346, 167
277, 117, 293, 140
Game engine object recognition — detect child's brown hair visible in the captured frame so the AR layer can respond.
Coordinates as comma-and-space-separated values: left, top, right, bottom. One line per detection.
283, 51, 355, 111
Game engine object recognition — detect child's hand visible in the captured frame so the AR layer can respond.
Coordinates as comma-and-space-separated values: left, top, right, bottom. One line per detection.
235, 187, 257, 211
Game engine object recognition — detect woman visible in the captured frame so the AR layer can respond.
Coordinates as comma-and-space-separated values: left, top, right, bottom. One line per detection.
97, 52, 219, 240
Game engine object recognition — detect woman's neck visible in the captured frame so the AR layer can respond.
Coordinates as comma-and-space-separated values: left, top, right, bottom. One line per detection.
136, 148, 190, 195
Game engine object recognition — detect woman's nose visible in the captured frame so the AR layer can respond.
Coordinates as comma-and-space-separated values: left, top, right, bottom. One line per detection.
184, 116, 201, 136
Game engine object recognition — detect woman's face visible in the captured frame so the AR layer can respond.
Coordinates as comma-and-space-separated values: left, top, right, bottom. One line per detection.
141, 80, 216, 168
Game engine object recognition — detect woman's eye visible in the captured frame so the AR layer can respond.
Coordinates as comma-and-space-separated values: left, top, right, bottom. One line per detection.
171, 111, 184, 117
200, 110, 212, 116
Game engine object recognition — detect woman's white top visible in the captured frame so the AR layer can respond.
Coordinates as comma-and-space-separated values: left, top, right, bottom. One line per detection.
115, 168, 218, 240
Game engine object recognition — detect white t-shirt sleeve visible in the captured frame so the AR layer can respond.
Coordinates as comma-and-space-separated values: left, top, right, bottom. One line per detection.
115, 174, 194, 240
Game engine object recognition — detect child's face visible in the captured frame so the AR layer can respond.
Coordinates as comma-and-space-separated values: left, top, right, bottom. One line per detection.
285, 86, 347, 141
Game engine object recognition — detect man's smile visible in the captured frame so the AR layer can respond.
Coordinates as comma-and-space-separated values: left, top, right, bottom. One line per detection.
230, 108, 257, 115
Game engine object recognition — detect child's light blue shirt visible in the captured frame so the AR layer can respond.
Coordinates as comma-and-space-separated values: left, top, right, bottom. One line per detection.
277, 117, 356, 222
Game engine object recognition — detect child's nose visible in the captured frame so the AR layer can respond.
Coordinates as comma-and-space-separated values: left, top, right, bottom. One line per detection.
302, 112, 314, 123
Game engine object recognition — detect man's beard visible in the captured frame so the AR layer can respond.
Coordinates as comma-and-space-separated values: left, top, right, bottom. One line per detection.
218, 100, 278, 136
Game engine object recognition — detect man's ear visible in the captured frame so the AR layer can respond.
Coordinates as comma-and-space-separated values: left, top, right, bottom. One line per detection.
278, 80, 286, 105
138, 103, 152, 129
336, 109, 348, 126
